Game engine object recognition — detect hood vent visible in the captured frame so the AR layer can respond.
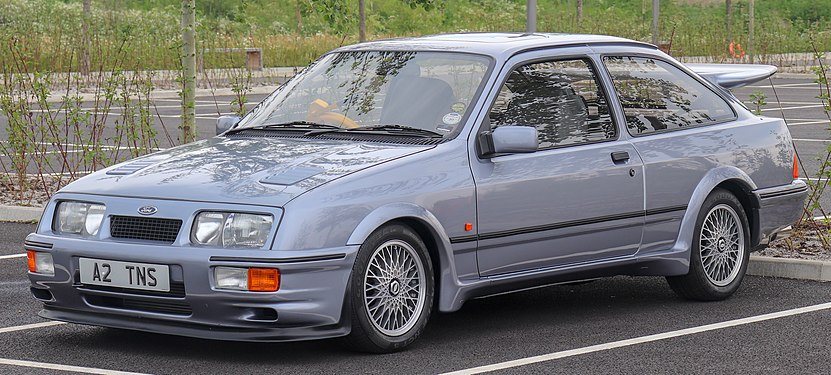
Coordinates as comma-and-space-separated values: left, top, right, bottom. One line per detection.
260, 166, 325, 186
106, 155, 169, 175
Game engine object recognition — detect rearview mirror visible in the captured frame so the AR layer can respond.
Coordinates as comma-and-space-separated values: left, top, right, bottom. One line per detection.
216, 115, 241, 135
478, 126, 538, 156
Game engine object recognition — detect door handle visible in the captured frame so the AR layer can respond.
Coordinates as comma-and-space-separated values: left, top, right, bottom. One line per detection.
611, 151, 630, 163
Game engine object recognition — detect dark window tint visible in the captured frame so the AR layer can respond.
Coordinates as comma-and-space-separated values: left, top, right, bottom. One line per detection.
488, 59, 616, 149
603, 56, 735, 135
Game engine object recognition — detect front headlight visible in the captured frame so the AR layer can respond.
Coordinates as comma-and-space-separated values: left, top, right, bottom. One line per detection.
192, 212, 273, 248
54, 201, 106, 236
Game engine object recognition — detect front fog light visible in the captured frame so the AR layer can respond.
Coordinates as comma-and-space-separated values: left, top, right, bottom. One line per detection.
27, 251, 54, 275
55, 201, 106, 236
215, 267, 248, 290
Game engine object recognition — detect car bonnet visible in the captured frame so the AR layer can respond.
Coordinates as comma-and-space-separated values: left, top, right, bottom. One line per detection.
59, 137, 432, 207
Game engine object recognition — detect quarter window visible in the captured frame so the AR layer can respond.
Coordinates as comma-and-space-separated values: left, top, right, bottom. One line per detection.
603, 56, 735, 135
488, 58, 616, 149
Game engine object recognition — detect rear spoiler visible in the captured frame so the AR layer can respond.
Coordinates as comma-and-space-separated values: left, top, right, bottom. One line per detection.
686, 63, 777, 90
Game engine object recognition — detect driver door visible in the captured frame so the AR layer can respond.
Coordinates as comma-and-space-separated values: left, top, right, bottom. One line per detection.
471, 50, 646, 276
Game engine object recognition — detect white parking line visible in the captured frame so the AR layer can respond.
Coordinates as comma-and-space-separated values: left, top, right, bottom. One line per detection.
761, 104, 827, 112
0, 358, 151, 375
788, 120, 830, 126
443, 301, 831, 374
0, 254, 26, 260
747, 83, 817, 88
792, 138, 831, 142
0, 321, 64, 334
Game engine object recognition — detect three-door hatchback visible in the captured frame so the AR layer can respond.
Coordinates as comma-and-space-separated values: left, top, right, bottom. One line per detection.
26, 33, 806, 352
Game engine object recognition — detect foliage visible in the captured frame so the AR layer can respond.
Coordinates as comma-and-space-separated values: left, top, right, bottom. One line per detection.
748, 90, 767, 115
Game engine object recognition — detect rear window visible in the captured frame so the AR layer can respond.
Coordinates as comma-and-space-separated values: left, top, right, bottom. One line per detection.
603, 56, 736, 135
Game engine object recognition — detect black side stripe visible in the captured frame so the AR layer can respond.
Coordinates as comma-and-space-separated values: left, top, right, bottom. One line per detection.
448, 205, 688, 244
758, 185, 808, 199
209, 254, 346, 264
645, 205, 689, 216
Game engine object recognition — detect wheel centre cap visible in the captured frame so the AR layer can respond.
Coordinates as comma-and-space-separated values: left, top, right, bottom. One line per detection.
717, 238, 727, 252
388, 279, 401, 296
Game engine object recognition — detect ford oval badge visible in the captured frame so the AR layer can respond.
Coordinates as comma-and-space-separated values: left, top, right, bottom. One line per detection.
137, 206, 158, 215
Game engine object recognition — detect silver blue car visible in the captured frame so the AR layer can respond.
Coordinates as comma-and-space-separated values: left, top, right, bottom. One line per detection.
26, 33, 806, 352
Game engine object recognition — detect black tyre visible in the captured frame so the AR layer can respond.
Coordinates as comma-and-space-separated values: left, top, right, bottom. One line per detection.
667, 188, 751, 301
343, 224, 434, 353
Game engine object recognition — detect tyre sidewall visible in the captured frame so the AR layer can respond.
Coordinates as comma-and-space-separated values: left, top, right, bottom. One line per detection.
348, 224, 434, 352
689, 189, 751, 298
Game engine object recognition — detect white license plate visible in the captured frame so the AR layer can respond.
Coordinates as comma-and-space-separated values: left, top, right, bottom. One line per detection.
79, 258, 170, 292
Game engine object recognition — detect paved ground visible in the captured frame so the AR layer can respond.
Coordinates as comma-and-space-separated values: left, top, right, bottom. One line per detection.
0, 223, 829, 374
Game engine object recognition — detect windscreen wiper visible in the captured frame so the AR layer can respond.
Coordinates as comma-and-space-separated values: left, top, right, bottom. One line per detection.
225, 121, 341, 135
305, 124, 444, 138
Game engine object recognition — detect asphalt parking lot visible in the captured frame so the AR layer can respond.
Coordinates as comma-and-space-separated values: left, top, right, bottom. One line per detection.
0, 223, 830, 374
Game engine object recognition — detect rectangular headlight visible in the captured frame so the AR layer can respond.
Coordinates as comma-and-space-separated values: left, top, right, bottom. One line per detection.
192, 212, 273, 248
54, 201, 106, 237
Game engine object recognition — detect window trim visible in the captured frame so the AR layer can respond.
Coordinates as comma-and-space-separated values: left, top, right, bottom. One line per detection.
599, 53, 739, 138
480, 55, 621, 153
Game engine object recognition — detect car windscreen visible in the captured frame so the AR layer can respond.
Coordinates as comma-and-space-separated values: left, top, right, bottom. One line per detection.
236, 51, 493, 138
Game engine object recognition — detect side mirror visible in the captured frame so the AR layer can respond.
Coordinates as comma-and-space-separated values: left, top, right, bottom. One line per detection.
478, 126, 538, 156
216, 115, 241, 135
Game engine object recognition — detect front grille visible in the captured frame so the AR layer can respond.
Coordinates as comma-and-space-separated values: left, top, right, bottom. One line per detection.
110, 216, 182, 243
84, 294, 192, 316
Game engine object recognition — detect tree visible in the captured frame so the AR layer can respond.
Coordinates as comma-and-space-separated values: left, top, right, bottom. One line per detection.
295, 0, 303, 34
181, 0, 196, 143
359, 0, 366, 42
81, 0, 91, 76
576, 0, 583, 29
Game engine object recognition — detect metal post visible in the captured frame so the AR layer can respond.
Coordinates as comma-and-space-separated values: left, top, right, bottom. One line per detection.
526, 0, 537, 33
651, 0, 659, 45
748, 0, 755, 63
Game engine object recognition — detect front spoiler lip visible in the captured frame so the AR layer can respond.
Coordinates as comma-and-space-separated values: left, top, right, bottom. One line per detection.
39, 305, 351, 342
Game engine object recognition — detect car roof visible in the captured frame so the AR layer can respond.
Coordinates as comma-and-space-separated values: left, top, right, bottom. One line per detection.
332, 32, 657, 58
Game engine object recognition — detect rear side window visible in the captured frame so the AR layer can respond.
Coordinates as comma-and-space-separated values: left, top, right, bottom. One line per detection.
488, 58, 616, 149
603, 56, 735, 135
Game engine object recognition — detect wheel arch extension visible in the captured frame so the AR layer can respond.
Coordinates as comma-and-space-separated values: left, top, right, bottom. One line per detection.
672, 166, 761, 265
346, 203, 464, 312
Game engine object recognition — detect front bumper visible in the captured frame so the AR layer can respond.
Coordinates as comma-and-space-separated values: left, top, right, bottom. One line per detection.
26, 234, 359, 342
753, 179, 808, 248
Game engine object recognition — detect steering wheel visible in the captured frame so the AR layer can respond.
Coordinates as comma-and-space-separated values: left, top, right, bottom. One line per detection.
307, 99, 359, 129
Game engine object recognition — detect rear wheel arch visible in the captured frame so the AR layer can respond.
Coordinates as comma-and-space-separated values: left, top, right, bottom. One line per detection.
714, 179, 762, 248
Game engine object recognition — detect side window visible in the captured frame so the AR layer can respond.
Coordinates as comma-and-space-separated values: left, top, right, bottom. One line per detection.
603, 56, 736, 135
488, 58, 616, 149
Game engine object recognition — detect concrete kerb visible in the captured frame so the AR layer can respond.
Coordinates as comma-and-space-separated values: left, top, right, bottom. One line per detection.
748, 255, 831, 282
1, 204, 828, 283
0, 205, 43, 223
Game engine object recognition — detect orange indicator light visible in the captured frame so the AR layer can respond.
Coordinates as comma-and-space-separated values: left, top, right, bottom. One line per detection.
248, 268, 280, 292
27, 250, 36, 272
464, 223, 473, 231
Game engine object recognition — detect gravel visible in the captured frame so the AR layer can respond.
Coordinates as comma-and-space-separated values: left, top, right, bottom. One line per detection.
759, 222, 831, 261
0, 175, 69, 207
